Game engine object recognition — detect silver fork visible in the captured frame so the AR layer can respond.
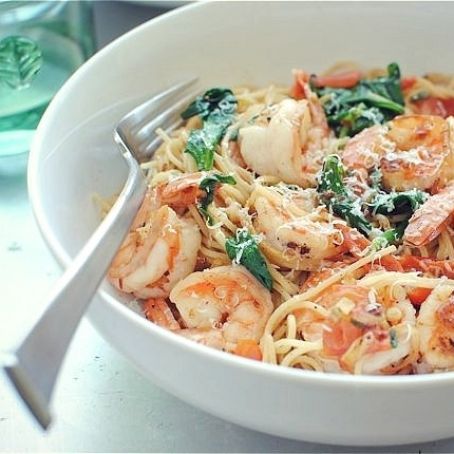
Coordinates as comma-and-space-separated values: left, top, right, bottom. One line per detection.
3, 78, 198, 430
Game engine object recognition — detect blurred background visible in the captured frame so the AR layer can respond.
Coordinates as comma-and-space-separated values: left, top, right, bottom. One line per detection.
0, 1, 169, 176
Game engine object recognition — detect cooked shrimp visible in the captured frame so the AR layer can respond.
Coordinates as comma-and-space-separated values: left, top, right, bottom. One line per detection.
250, 185, 366, 270
143, 297, 228, 349
341, 323, 417, 375
298, 284, 371, 346
342, 124, 391, 172
342, 115, 454, 191
404, 181, 454, 247
299, 283, 417, 374
383, 115, 454, 191
143, 297, 180, 330
109, 205, 201, 298
417, 284, 454, 370
169, 265, 273, 352
130, 172, 205, 229
130, 187, 159, 230
238, 82, 329, 187
177, 328, 227, 350
156, 172, 205, 209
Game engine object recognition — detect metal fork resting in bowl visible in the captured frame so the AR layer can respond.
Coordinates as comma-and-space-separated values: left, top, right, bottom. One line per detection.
3, 78, 198, 430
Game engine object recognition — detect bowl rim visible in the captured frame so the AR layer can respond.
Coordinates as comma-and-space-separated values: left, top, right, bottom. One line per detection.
28, 0, 454, 388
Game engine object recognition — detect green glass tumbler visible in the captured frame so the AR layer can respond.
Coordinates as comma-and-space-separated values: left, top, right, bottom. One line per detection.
0, 0, 95, 175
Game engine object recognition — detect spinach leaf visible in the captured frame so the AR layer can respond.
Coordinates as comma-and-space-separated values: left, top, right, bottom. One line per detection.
315, 63, 405, 137
317, 153, 345, 194
318, 155, 427, 247
331, 199, 372, 236
317, 155, 372, 235
368, 190, 426, 250
370, 189, 428, 216
182, 88, 237, 170
181, 88, 237, 120
345, 85, 403, 114
185, 121, 227, 171
362, 62, 404, 106
335, 104, 385, 138
371, 221, 407, 250
225, 229, 273, 291
198, 173, 236, 220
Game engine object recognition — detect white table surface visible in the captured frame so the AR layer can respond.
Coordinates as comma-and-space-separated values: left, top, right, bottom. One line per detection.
2, 1, 454, 452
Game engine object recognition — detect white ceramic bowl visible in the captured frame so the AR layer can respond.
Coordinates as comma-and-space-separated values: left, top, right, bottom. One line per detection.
29, 2, 454, 446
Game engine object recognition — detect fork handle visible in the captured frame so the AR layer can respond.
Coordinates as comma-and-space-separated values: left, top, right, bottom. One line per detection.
3, 148, 147, 430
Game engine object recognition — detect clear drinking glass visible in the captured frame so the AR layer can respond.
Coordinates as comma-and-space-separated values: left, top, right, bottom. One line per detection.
0, 0, 95, 175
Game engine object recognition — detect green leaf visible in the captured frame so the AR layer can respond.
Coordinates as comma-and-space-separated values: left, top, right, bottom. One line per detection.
183, 88, 237, 171
331, 200, 372, 236
317, 155, 372, 235
336, 104, 385, 138
181, 88, 237, 120
370, 189, 428, 216
343, 86, 404, 115
363, 62, 404, 106
0, 35, 42, 89
184, 121, 225, 171
198, 173, 236, 220
317, 154, 345, 194
371, 221, 407, 251
315, 62, 405, 137
225, 229, 273, 291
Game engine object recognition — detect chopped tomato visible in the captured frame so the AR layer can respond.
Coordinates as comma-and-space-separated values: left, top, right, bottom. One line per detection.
386, 255, 454, 279
291, 70, 310, 100
312, 70, 362, 89
407, 287, 432, 306
397, 255, 425, 271
323, 319, 363, 357
442, 98, 454, 116
401, 76, 417, 91
379, 255, 404, 272
412, 96, 454, 118
234, 339, 262, 361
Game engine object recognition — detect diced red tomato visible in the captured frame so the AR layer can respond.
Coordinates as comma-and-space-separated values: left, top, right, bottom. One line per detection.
401, 76, 417, 91
311, 70, 362, 89
234, 339, 262, 361
323, 319, 363, 357
379, 255, 404, 272
397, 255, 425, 271
291, 70, 310, 100
412, 96, 454, 118
384, 255, 454, 279
407, 287, 432, 306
